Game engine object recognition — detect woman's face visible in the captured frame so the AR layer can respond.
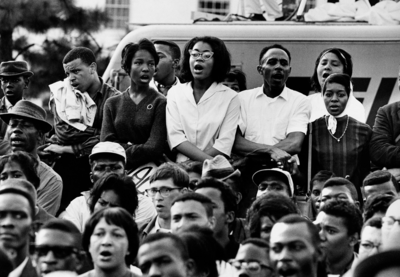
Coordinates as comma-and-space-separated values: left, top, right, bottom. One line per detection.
94, 190, 121, 213
189, 41, 214, 82
316, 52, 345, 90
129, 49, 156, 86
0, 161, 28, 184
89, 217, 129, 270
223, 78, 240, 92
323, 82, 349, 116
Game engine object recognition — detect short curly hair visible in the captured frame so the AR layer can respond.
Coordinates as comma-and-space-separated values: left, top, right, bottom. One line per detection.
363, 193, 396, 222
180, 36, 231, 83
121, 38, 159, 75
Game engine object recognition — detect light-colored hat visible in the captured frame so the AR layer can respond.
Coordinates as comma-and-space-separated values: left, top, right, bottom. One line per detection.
252, 168, 294, 196
202, 155, 241, 181
0, 100, 52, 133
89, 142, 126, 163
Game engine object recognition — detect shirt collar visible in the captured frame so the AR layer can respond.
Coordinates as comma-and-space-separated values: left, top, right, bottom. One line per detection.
256, 85, 288, 100
5, 97, 14, 111
154, 217, 171, 233
9, 257, 29, 277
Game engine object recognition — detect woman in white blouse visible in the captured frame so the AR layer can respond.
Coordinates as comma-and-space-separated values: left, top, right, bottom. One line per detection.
166, 36, 240, 163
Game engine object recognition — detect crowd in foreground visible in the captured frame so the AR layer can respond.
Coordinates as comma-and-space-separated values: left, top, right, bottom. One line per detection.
0, 35, 399, 277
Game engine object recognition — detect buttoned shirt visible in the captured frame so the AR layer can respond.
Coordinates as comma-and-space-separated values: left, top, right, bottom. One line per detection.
239, 85, 310, 145
167, 82, 240, 162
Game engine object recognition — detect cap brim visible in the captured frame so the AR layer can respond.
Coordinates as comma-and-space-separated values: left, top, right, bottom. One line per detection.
252, 168, 294, 196
0, 71, 34, 77
0, 113, 52, 133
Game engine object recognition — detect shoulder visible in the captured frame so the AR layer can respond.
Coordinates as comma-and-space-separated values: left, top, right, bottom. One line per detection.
349, 117, 372, 130
38, 161, 62, 182
238, 86, 261, 103
79, 270, 94, 277
286, 87, 308, 100
167, 82, 191, 97
105, 89, 127, 105
101, 80, 122, 97
378, 101, 400, 114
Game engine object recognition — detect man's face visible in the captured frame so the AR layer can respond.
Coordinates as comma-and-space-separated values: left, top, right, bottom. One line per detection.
310, 180, 324, 208
149, 178, 183, 220
256, 175, 290, 198
359, 226, 381, 261
63, 58, 95, 93
0, 193, 32, 250
7, 117, 42, 153
153, 44, 176, 84
0, 76, 26, 105
382, 199, 400, 250
319, 186, 355, 211
138, 238, 188, 277
315, 212, 355, 262
171, 200, 214, 233
270, 222, 320, 277
34, 229, 81, 276
90, 157, 125, 183
195, 187, 231, 236
260, 216, 275, 242
258, 48, 291, 90
363, 181, 397, 200
233, 243, 272, 277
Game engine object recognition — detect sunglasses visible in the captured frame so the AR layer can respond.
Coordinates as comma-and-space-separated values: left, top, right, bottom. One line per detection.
34, 245, 79, 259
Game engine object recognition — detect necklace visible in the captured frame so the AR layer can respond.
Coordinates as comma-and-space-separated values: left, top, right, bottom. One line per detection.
325, 115, 349, 142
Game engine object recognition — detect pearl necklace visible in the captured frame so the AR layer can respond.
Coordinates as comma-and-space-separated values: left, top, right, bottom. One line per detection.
325, 115, 349, 142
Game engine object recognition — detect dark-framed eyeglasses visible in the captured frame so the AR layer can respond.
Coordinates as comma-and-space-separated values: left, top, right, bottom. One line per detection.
0, 77, 22, 84
145, 187, 181, 198
188, 50, 214, 61
382, 216, 400, 227
34, 245, 79, 259
228, 259, 273, 273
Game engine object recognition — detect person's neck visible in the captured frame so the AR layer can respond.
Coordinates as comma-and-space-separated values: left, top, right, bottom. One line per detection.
159, 74, 176, 87
327, 250, 354, 274
263, 83, 284, 98
192, 79, 213, 103
10, 244, 29, 269
7, 95, 23, 106
158, 216, 171, 229
94, 264, 129, 277
215, 227, 230, 248
86, 76, 102, 98
129, 82, 151, 97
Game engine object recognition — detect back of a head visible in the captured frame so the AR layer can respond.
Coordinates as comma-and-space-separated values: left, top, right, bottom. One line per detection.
63, 47, 96, 65
172, 192, 214, 218
39, 219, 82, 249
320, 200, 363, 237
141, 232, 189, 261
150, 162, 189, 189
363, 170, 399, 192
311, 170, 335, 189
195, 177, 237, 214
88, 173, 138, 215
363, 193, 395, 221
354, 250, 400, 277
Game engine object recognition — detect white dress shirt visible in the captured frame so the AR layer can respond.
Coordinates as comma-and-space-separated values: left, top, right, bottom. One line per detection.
239, 85, 311, 145
167, 82, 240, 163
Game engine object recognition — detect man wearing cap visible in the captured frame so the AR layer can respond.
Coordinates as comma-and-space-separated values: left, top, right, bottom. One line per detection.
0, 100, 63, 216
0, 61, 33, 142
60, 141, 155, 232
0, 179, 38, 277
253, 168, 294, 198
39, 47, 120, 212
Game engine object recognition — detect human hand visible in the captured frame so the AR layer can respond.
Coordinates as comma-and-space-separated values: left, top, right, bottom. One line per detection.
43, 144, 67, 155
216, 260, 235, 277
268, 147, 291, 169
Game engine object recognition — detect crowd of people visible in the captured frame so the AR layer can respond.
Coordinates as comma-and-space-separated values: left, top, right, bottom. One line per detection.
0, 35, 399, 277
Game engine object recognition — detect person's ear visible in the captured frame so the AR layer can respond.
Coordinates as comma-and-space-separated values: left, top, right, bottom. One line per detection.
172, 59, 180, 69
257, 65, 263, 75
354, 200, 360, 209
235, 192, 242, 204
315, 245, 325, 262
349, 233, 359, 247
89, 172, 94, 184
90, 62, 97, 74
181, 187, 188, 194
208, 216, 216, 230
226, 211, 235, 224
75, 251, 86, 271
185, 259, 197, 277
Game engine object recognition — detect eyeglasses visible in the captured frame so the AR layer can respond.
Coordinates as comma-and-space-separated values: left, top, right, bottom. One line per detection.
34, 245, 79, 259
188, 50, 214, 61
0, 77, 21, 84
229, 260, 273, 273
359, 241, 381, 250
382, 216, 400, 227
145, 187, 181, 198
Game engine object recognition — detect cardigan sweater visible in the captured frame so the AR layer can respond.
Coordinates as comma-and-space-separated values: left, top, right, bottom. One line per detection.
100, 88, 167, 170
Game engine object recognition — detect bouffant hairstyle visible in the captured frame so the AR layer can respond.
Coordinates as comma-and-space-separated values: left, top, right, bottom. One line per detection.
121, 38, 159, 75
180, 36, 231, 83
82, 207, 139, 266
311, 48, 353, 92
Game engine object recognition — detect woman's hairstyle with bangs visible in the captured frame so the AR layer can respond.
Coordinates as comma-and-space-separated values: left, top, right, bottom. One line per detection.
82, 207, 139, 266
311, 48, 353, 93
322, 73, 352, 96
180, 36, 231, 83
0, 151, 40, 189
121, 38, 159, 75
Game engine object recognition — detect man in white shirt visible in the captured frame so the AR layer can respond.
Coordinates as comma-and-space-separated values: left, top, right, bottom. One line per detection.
234, 44, 310, 210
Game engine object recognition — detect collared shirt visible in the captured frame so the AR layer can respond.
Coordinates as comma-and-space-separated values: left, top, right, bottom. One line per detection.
239, 85, 311, 145
167, 82, 240, 163
49, 77, 120, 157
37, 160, 63, 216
9, 257, 28, 277
153, 77, 180, 96
5, 97, 13, 111
150, 217, 171, 234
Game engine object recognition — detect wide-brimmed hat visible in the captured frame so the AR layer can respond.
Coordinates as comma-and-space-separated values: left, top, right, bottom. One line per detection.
0, 61, 34, 77
202, 155, 241, 181
252, 168, 294, 196
89, 141, 127, 163
0, 100, 52, 133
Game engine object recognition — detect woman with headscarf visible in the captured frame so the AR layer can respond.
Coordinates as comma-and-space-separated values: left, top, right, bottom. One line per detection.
308, 48, 365, 123
309, 73, 371, 190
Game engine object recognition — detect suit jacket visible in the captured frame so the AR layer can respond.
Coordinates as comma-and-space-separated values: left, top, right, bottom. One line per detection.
370, 101, 400, 168
139, 216, 157, 241
20, 258, 39, 277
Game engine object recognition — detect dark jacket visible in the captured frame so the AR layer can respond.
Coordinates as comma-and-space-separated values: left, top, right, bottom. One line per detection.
370, 101, 400, 168
20, 258, 39, 277
139, 216, 157, 241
